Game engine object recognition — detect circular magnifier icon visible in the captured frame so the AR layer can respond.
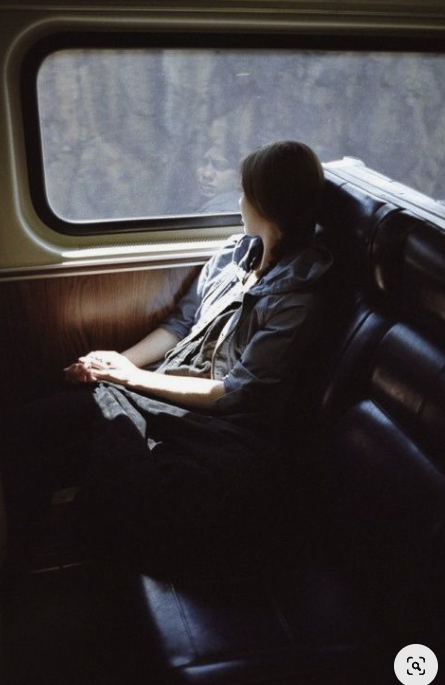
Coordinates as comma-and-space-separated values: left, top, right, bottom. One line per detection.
395, 645, 438, 684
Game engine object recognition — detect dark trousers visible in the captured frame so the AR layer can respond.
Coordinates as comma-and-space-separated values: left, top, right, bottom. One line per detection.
1, 389, 98, 564
2, 388, 97, 499
1, 387, 253, 574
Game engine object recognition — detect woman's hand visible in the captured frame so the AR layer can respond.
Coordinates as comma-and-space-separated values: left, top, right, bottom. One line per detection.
64, 351, 139, 387
88, 352, 140, 387
64, 360, 97, 384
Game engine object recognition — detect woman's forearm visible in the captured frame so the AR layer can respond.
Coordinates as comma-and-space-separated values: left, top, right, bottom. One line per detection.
129, 369, 225, 410
70, 330, 226, 410
123, 327, 181, 368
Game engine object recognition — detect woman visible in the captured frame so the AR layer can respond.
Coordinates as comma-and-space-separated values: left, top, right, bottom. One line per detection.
4, 141, 332, 572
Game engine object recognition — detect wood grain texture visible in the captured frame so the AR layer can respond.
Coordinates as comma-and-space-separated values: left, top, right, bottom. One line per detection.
0, 265, 200, 407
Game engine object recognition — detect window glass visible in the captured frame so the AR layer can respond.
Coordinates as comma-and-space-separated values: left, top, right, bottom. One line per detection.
36, 48, 445, 224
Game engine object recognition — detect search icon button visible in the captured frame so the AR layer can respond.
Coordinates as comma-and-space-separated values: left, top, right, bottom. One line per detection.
395, 645, 438, 684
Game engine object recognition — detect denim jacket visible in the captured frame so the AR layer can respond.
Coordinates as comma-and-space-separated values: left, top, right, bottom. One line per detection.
160, 234, 333, 415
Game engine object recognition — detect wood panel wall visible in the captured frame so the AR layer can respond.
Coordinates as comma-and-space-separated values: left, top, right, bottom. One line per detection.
0, 263, 200, 562
0, 264, 200, 409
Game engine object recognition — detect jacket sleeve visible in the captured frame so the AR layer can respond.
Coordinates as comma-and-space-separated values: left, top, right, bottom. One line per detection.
216, 296, 320, 413
160, 272, 205, 341
159, 255, 216, 340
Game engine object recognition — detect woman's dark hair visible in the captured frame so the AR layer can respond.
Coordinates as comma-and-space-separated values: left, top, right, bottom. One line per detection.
241, 140, 324, 256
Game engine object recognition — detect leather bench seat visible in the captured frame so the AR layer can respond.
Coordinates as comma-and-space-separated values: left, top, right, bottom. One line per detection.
124, 565, 376, 685
122, 171, 445, 684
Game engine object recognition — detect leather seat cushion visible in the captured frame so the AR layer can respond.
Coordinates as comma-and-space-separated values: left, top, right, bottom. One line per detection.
124, 563, 376, 684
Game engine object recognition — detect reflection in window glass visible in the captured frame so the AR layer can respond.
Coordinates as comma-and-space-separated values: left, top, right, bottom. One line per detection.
36, 48, 445, 223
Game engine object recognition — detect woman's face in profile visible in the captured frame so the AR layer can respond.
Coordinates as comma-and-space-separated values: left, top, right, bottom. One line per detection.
239, 192, 263, 237
240, 192, 282, 245
197, 147, 238, 198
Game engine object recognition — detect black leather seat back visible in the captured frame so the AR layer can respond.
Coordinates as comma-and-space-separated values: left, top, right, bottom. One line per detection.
316, 175, 445, 635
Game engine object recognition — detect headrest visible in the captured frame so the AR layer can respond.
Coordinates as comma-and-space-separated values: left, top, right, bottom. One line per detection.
320, 174, 445, 336
373, 212, 445, 334
319, 175, 399, 291
402, 219, 445, 333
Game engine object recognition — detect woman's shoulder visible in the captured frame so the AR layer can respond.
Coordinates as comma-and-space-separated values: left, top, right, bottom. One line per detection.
221, 233, 250, 255
211, 234, 258, 270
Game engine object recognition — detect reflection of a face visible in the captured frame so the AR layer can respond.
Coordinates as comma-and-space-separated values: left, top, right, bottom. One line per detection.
197, 147, 238, 198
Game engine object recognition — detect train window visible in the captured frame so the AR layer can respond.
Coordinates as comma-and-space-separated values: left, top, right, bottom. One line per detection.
26, 38, 445, 235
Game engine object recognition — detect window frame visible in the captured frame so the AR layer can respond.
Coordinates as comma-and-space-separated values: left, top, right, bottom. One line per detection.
21, 30, 445, 237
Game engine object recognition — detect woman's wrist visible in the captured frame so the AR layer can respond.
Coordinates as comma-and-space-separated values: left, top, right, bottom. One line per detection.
126, 367, 151, 391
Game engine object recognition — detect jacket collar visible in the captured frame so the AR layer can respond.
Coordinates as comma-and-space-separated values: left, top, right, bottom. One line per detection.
232, 234, 333, 296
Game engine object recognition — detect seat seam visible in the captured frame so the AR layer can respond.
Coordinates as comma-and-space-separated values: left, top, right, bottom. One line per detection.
171, 583, 199, 660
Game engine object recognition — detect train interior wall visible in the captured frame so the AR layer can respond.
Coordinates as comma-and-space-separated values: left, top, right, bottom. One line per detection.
0, 265, 200, 559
